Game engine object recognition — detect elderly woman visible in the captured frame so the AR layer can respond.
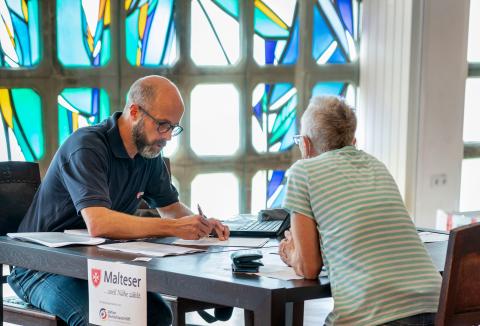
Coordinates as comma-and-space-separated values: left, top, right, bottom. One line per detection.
280, 96, 441, 326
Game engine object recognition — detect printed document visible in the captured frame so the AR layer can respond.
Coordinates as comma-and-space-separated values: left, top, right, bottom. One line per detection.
98, 241, 205, 257
7, 232, 105, 248
418, 231, 449, 243
173, 237, 269, 248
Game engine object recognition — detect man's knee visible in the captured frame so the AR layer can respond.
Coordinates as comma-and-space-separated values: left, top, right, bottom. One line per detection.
64, 310, 89, 326
148, 292, 173, 326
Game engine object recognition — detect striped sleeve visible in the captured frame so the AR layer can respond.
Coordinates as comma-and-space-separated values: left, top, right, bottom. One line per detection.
282, 161, 314, 219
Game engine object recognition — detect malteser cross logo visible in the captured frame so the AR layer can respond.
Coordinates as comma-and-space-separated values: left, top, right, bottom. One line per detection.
91, 268, 102, 287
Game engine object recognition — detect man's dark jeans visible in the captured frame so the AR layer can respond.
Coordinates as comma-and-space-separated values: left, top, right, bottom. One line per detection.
8, 267, 172, 326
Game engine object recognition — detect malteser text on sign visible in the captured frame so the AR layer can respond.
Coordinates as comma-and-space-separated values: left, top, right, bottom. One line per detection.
88, 259, 146, 326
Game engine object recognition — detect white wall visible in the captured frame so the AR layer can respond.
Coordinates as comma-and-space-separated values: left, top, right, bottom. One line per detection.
358, 0, 414, 197
359, 0, 469, 227
412, 0, 469, 227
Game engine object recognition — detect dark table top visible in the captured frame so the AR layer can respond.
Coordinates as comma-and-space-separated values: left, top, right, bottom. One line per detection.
0, 235, 447, 308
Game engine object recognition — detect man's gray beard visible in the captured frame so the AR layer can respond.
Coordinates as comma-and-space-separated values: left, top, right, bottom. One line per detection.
132, 121, 164, 159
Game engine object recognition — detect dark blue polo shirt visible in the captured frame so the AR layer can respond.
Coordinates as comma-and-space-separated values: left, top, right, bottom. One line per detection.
18, 112, 179, 232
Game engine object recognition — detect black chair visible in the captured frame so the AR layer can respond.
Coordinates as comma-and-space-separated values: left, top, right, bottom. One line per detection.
436, 222, 480, 325
0, 161, 62, 325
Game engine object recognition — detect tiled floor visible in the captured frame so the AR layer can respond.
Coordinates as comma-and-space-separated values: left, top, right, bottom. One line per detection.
2, 265, 332, 325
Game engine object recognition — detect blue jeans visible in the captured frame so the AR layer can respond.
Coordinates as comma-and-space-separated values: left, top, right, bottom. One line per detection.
8, 267, 172, 326
380, 313, 436, 326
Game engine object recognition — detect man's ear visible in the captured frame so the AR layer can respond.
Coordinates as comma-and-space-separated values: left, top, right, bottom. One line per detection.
352, 137, 357, 146
130, 104, 140, 121
303, 136, 314, 158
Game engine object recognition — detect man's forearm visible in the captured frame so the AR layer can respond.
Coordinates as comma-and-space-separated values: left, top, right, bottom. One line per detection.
157, 201, 193, 219
83, 207, 181, 239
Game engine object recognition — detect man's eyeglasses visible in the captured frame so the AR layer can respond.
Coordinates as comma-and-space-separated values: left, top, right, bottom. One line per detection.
292, 135, 303, 145
138, 106, 183, 137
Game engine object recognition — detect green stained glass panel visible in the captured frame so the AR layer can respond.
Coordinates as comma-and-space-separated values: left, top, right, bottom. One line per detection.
0, 0, 41, 68
252, 83, 297, 153
125, 0, 177, 67
58, 88, 110, 145
0, 88, 44, 161
253, 0, 299, 66
56, 0, 111, 67
190, 0, 240, 66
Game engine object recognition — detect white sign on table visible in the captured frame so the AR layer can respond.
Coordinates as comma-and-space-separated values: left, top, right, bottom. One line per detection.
88, 259, 146, 326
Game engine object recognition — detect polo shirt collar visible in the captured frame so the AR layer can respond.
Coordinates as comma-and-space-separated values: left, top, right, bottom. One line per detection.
106, 112, 131, 159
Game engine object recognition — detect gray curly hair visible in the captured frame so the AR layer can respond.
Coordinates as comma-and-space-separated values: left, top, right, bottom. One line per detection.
301, 96, 357, 153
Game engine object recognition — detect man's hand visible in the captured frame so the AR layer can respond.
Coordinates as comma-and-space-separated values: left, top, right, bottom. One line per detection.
207, 218, 230, 241
279, 230, 295, 266
174, 215, 212, 240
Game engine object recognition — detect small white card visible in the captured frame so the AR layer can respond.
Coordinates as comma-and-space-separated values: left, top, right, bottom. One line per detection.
88, 259, 146, 326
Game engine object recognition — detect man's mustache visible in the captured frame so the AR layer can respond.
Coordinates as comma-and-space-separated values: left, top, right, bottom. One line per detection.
151, 140, 167, 148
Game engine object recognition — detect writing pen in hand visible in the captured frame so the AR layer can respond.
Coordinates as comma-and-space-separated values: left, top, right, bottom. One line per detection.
197, 204, 218, 238
197, 204, 207, 219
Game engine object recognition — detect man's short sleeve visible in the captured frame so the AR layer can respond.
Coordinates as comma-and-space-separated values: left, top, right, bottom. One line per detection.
61, 149, 112, 214
143, 158, 179, 208
283, 160, 314, 219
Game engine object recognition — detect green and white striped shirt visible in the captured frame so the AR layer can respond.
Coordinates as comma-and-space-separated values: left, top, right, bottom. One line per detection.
283, 146, 441, 326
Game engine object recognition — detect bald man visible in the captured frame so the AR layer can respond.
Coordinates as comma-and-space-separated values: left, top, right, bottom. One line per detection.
8, 76, 229, 326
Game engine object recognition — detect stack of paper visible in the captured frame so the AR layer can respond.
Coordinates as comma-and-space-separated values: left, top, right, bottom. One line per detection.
172, 237, 269, 248
418, 231, 450, 243
98, 241, 205, 257
7, 232, 105, 248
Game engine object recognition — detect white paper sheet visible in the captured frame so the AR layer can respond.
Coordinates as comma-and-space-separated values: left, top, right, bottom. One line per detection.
172, 237, 269, 248
98, 241, 205, 257
418, 231, 450, 243
256, 265, 304, 280
64, 229, 90, 236
7, 232, 105, 248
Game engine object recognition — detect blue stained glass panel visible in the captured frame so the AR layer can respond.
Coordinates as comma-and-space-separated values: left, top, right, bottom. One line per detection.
125, 0, 177, 67
251, 170, 287, 213
312, 82, 356, 108
252, 83, 297, 153
58, 88, 110, 145
0, 88, 44, 161
313, 0, 359, 64
253, 0, 298, 66
0, 0, 40, 68
57, 0, 111, 67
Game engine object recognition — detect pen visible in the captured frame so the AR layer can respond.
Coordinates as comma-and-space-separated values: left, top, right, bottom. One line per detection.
197, 204, 207, 219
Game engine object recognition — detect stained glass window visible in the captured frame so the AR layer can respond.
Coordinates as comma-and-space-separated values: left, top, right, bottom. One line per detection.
312, 82, 356, 106
252, 82, 297, 153
191, 172, 239, 218
253, 0, 298, 66
190, 0, 240, 66
57, 0, 111, 67
125, 0, 177, 67
58, 88, 110, 145
251, 169, 286, 213
0, 88, 43, 161
0, 0, 40, 68
190, 84, 239, 156
313, 0, 358, 64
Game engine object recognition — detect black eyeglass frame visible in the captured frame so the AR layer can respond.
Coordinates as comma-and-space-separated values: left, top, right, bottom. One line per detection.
137, 105, 183, 137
